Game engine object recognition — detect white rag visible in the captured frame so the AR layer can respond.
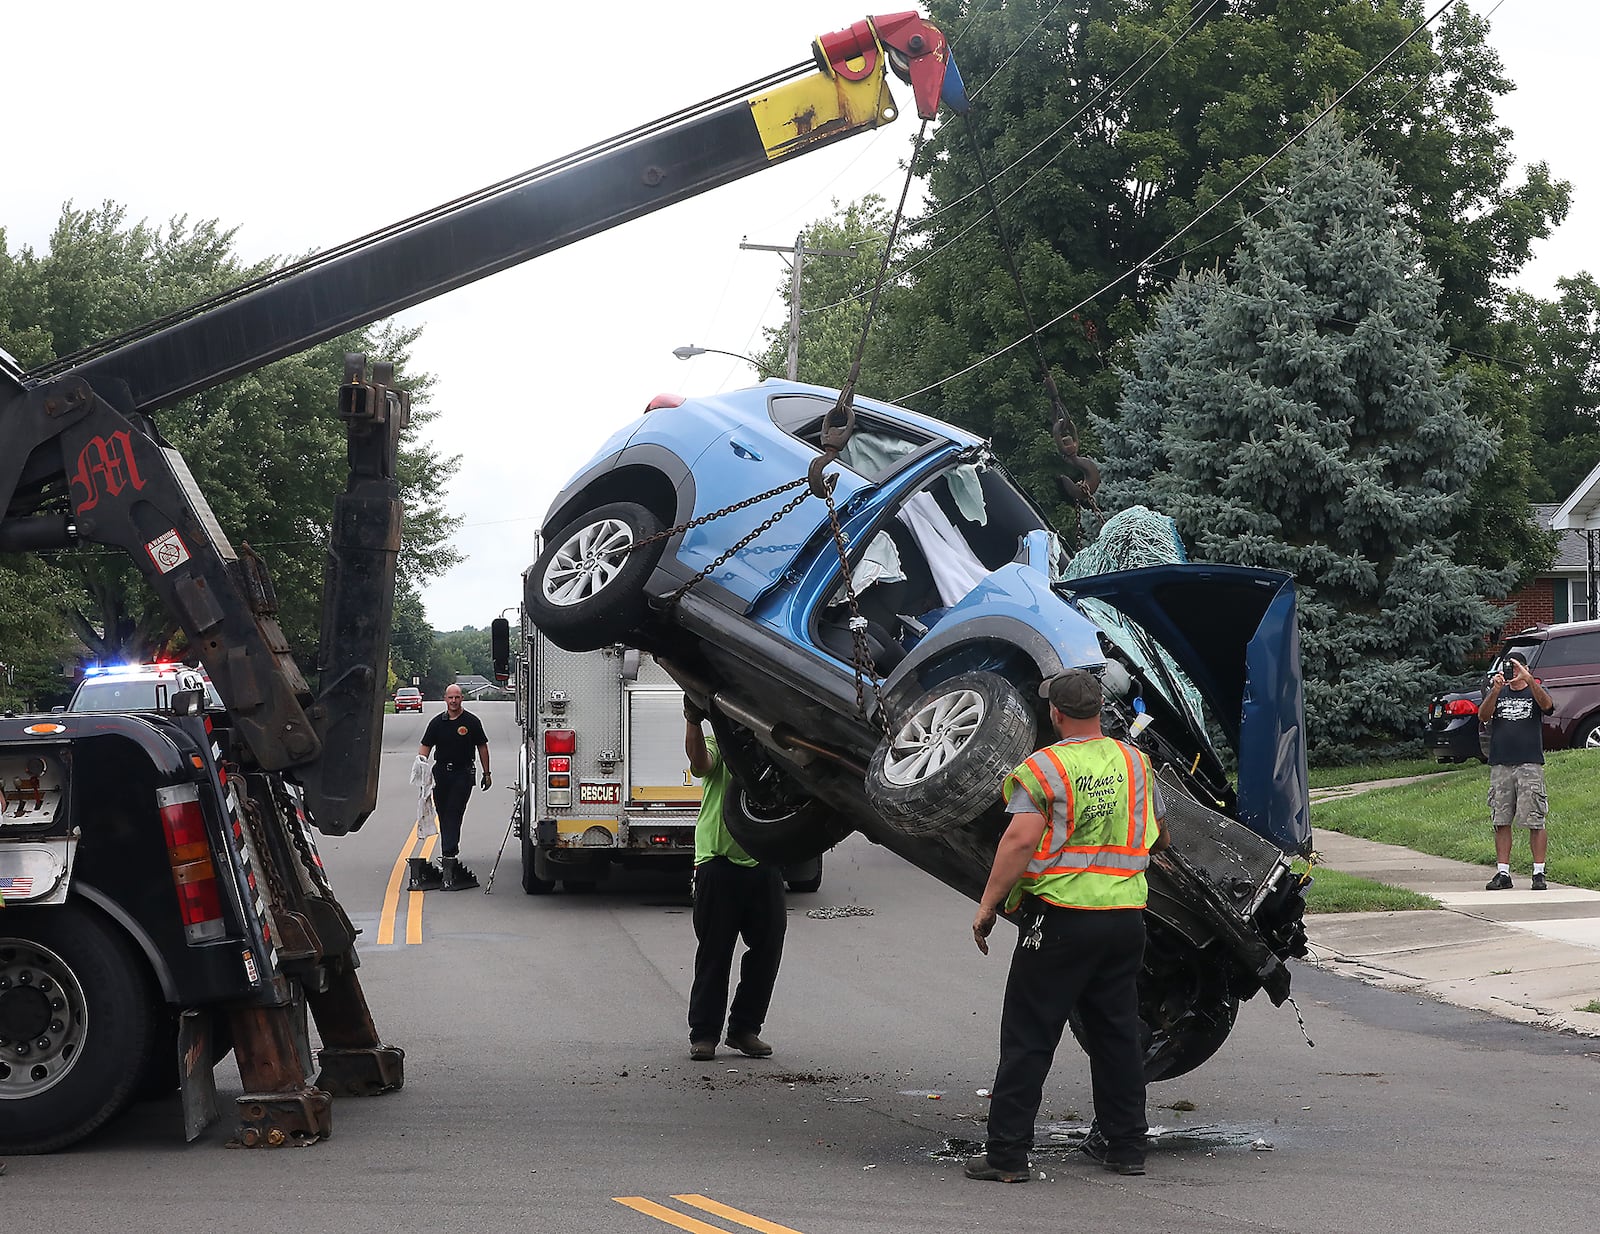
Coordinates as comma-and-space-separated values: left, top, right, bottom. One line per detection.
896, 491, 990, 608
410, 754, 438, 839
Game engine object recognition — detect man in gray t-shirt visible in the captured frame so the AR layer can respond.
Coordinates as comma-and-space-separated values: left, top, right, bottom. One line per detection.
1478, 652, 1555, 891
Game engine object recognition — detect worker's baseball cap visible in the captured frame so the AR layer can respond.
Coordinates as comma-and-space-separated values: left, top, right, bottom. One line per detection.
1037, 668, 1102, 719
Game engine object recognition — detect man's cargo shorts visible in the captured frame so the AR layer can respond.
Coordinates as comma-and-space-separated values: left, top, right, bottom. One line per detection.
1489, 763, 1548, 829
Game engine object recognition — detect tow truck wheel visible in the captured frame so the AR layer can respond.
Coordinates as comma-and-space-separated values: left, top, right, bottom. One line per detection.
526, 501, 665, 652
0, 902, 161, 1154
866, 671, 1037, 836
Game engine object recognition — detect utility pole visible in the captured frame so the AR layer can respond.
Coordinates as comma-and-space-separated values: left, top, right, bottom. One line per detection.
740, 234, 859, 380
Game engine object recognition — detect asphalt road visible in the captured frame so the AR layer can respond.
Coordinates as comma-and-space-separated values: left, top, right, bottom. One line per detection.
6, 701, 1600, 1232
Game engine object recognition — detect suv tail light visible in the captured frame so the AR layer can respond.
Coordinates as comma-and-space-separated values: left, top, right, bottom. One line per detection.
1444, 699, 1480, 717
156, 784, 227, 943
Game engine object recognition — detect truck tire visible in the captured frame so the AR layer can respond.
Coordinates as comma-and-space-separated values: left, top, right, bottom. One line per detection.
865, 670, 1038, 837
520, 826, 554, 895
0, 902, 162, 1154
526, 501, 665, 652
722, 786, 852, 866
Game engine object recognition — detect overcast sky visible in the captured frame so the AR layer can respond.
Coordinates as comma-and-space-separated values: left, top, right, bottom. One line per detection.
2, 0, 1581, 632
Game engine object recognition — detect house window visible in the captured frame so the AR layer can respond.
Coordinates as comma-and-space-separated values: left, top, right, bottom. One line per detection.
1554, 578, 1570, 624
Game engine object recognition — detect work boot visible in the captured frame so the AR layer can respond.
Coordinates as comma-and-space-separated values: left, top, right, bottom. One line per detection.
1532, 872, 1548, 891
406, 856, 444, 890
689, 1040, 717, 1062
1080, 1124, 1145, 1176
1486, 871, 1514, 891
440, 856, 479, 891
725, 1030, 773, 1058
963, 1154, 1030, 1183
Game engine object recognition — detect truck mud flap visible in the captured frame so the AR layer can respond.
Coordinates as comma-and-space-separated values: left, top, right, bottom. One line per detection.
178, 1007, 220, 1142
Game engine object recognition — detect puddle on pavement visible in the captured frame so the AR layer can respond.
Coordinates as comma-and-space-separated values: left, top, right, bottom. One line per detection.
930, 1121, 1274, 1162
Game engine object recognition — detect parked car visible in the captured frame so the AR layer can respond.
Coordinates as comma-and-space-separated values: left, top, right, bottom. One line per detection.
68, 661, 223, 713
1427, 621, 1600, 762
524, 380, 1313, 1081
394, 687, 424, 713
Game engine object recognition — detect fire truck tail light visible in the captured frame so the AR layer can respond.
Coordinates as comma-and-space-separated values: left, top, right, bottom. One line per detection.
544, 729, 576, 754
546, 756, 571, 773
547, 774, 571, 789
157, 784, 227, 943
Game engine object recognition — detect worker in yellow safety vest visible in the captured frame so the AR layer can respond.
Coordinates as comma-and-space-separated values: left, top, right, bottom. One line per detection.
965, 668, 1169, 1183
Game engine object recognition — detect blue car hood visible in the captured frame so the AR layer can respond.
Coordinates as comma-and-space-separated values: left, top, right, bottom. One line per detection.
1060, 564, 1310, 855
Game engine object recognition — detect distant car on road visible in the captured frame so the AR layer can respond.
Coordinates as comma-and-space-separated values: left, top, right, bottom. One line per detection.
1426, 620, 1600, 762
394, 687, 423, 713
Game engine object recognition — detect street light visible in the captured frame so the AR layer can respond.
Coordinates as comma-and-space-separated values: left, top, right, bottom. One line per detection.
672, 344, 775, 379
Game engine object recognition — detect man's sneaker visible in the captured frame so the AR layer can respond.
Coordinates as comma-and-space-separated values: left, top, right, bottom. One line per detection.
963, 1154, 1030, 1183
1079, 1127, 1145, 1176
1486, 871, 1514, 891
725, 1031, 773, 1058
1531, 872, 1548, 891
689, 1040, 716, 1062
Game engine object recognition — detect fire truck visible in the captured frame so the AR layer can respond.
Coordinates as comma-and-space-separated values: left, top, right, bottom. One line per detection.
0, 11, 960, 1153
510, 607, 824, 895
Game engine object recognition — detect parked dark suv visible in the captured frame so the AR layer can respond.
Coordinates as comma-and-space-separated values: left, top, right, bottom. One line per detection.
1426, 621, 1600, 762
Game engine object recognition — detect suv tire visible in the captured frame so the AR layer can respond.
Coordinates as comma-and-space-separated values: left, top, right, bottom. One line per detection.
527, 501, 665, 652
866, 670, 1037, 837
722, 786, 853, 866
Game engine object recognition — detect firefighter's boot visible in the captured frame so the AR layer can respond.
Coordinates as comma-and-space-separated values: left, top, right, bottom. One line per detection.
407, 856, 444, 890
440, 856, 479, 891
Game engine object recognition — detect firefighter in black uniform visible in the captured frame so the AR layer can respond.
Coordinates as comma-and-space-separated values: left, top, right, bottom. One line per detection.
416, 684, 491, 889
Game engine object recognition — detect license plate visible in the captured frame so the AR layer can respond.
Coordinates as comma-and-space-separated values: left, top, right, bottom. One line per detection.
578, 781, 621, 805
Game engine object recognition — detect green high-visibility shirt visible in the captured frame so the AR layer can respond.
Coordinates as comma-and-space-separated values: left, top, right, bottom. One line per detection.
693, 735, 757, 867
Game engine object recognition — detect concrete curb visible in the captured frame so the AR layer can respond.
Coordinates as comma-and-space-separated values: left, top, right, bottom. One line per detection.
1303, 821, 1600, 1036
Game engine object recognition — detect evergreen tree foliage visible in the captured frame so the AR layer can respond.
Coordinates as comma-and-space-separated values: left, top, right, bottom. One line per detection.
1096, 119, 1504, 760
861, 0, 1564, 562
0, 202, 462, 669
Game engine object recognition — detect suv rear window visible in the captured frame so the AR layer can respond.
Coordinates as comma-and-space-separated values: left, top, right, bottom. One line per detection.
1529, 631, 1600, 670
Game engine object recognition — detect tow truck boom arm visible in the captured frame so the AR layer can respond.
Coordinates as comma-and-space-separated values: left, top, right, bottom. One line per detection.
0, 12, 961, 836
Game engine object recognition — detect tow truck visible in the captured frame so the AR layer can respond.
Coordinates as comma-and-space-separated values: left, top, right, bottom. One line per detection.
0, 11, 964, 1153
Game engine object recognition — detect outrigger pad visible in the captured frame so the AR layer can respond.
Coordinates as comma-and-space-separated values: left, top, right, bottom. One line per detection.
232, 1087, 333, 1148
315, 1044, 406, 1096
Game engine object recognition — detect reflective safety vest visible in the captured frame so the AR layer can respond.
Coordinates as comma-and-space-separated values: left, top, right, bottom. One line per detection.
1000, 735, 1160, 911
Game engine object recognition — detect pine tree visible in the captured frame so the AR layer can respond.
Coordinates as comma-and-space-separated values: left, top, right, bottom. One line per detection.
1095, 119, 1505, 761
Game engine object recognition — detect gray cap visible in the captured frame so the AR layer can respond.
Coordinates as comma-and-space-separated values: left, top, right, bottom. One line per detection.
1038, 669, 1103, 719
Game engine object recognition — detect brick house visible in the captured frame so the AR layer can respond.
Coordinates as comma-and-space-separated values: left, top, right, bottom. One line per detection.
1494, 503, 1592, 633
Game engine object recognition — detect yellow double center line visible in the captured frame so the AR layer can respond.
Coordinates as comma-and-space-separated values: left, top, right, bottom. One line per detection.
378, 823, 437, 945
614, 1194, 804, 1234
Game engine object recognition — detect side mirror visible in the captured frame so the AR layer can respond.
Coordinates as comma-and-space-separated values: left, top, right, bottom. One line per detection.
170, 687, 206, 717
491, 617, 511, 685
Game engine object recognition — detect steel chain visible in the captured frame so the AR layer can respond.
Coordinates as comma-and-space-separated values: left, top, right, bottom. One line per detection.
273, 778, 335, 898
820, 479, 893, 737
239, 788, 296, 916
666, 484, 815, 605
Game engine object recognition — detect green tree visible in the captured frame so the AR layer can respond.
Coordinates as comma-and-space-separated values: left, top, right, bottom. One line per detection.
1095, 120, 1504, 761
866, 0, 1565, 558
1502, 274, 1600, 504
754, 196, 894, 387
0, 202, 462, 667
0, 558, 80, 710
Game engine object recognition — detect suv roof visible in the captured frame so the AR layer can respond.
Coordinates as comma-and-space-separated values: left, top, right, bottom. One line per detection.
68, 662, 223, 713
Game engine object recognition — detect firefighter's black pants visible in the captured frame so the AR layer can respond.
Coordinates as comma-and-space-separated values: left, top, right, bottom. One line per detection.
985, 903, 1148, 1171
688, 857, 786, 1042
433, 769, 475, 857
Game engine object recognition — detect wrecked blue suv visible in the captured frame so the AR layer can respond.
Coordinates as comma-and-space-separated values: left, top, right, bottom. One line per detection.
526, 380, 1311, 1079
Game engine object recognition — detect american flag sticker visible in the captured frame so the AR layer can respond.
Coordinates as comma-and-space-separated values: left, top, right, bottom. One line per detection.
0, 876, 36, 897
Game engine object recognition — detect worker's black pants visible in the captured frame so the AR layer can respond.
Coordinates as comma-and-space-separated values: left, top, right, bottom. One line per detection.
985, 904, 1148, 1171
688, 858, 786, 1042
433, 770, 475, 857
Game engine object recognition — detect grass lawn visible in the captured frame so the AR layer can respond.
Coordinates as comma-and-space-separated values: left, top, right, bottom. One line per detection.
1307, 757, 1461, 789
1312, 749, 1600, 890
1298, 864, 1439, 913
